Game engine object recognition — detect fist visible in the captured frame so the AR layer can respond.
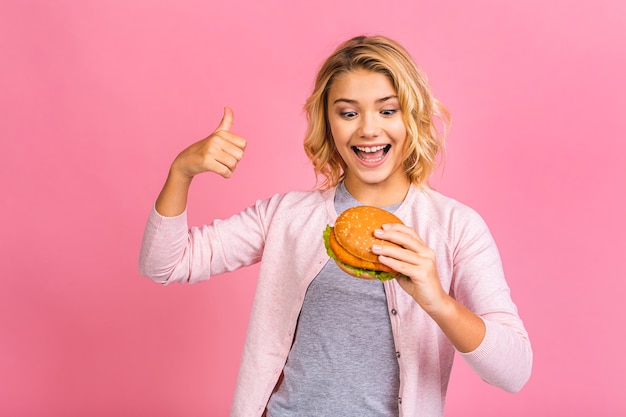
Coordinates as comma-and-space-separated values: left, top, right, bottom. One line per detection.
172, 107, 247, 179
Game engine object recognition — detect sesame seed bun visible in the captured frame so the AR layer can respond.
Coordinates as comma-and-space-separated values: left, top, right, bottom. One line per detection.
324, 206, 404, 281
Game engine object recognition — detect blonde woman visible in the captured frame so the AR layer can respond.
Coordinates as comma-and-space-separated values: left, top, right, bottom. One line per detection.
140, 35, 532, 417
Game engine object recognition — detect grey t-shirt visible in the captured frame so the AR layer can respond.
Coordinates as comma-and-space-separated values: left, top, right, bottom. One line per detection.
266, 183, 401, 416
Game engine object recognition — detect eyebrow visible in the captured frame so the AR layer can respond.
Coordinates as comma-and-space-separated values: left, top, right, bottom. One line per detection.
332, 95, 398, 105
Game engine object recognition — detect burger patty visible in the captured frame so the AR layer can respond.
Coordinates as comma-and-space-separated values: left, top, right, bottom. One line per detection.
328, 227, 397, 273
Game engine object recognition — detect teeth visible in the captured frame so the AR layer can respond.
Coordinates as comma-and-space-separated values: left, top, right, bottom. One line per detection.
355, 145, 387, 153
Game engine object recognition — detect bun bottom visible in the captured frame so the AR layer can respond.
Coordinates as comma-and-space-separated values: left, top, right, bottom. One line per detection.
334, 260, 378, 280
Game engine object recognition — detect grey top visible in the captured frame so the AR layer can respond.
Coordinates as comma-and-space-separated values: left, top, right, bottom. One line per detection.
266, 183, 401, 416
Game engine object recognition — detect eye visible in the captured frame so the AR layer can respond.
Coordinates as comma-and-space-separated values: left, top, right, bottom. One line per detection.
381, 109, 398, 116
340, 111, 358, 119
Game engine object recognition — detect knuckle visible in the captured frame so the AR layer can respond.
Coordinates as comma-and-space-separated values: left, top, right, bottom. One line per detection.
226, 155, 238, 168
219, 166, 233, 178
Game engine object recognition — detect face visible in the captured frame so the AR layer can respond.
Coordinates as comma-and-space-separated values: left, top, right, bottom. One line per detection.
327, 69, 409, 204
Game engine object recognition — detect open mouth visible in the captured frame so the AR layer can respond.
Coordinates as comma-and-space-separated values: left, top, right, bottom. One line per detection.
352, 144, 391, 162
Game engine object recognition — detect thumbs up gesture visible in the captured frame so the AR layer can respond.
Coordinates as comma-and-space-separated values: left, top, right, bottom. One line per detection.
172, 107, 247, 179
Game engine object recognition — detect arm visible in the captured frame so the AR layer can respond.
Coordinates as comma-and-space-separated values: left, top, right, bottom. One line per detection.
372, 213, 532, 392
155, 107, 246, 217
139, 107, 252, 284
372, 224, 486, 353
450, 214, 532, 392
139, 200, 267, 284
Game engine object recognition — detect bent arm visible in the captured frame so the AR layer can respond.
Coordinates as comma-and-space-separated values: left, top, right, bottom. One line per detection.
460, 309, 532, 393
452, 213, 533, 393
139, 201, 267, 285
139, 107, 251, 283
138, 206, 190, 284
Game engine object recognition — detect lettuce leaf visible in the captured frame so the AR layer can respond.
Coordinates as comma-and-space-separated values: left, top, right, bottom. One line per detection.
323, 225, 398, 282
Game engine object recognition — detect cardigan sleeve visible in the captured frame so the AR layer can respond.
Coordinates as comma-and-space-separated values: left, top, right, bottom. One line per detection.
450, 208, 533, 392
138, 200, 268, 285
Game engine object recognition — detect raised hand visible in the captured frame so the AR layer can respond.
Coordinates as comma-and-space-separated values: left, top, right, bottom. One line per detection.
154, 107, 247, 216
171, 107, 247, 179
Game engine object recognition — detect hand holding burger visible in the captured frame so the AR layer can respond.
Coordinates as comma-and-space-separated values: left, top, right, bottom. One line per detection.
324, 205, 449, 315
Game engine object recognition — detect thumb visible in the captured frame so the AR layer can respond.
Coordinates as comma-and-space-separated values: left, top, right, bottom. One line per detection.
215, 107, 234, 132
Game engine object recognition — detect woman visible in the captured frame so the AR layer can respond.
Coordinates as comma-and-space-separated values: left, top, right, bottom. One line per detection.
139, 35, 532, 417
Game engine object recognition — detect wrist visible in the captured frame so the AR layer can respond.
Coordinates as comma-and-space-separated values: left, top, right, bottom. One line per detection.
423, 292, 455, 320
154, 166, 193, 217
425, 294, 486, 353
168, 163, 194, 185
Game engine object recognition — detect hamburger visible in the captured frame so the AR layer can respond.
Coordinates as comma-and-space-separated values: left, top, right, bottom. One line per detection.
323, 205, 404, 281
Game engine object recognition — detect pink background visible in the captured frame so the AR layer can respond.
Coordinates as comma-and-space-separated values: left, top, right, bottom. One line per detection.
1, 0, 625, 416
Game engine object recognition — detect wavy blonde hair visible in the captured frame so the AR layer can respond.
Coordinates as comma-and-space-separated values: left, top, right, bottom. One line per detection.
303, 35, 450, 189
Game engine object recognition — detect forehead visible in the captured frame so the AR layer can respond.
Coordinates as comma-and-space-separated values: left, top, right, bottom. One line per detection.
328, 69, 397, 101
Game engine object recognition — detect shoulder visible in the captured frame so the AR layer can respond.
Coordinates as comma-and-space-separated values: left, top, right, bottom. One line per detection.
400, 186, 492, 246
259, 188, 331, 211
251, 188, 337, 249
406, 186, 485, 225
253, 187, 335, 224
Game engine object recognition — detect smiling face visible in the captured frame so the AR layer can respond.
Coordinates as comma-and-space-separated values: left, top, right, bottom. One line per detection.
327, 69, 410, 205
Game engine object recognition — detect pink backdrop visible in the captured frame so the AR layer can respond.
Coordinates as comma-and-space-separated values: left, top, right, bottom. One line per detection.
1, 0, 625, 416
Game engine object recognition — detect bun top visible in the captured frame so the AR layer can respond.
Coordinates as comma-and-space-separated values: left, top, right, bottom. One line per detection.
333, 206, 403, 263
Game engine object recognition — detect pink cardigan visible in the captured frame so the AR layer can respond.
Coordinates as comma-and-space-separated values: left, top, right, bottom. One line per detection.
139, 185, 532, 417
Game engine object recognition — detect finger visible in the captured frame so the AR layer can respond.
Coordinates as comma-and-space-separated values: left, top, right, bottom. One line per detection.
204, 138, 245, 177
372, 243, 420, 268
382, 223, 424, 242
375, 253, 408, 275
217, 137, 246, 162
204, 150, 240, 178
374, 225, 424, 252
216, 130, 247, 151
215, 106, 234, 132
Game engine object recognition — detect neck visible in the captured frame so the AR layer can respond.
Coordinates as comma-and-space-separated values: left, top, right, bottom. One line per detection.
343, 177, 411, 207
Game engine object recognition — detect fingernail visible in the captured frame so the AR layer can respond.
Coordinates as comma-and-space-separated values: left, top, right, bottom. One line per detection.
372, 244, 382, 252
374, 229, 384, 236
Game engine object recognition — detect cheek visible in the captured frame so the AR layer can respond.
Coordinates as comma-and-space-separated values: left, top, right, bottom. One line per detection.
391, 122, 408, 144
329, 122, 349, 143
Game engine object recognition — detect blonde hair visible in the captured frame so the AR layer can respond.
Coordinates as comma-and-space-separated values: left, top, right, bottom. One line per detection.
303, 35, 450, 189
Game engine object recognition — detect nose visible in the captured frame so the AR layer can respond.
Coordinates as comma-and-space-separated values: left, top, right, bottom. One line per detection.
358, 113, 380, 139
